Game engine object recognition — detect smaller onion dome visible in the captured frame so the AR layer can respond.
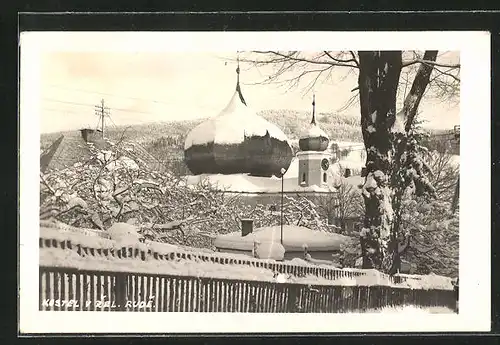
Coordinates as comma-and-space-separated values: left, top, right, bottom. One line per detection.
298, 94, 330, 151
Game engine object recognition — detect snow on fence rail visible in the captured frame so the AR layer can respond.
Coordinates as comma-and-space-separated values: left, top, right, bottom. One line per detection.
40, 225, 442, 288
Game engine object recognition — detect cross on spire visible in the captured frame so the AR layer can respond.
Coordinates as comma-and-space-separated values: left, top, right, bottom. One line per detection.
310, 93, 316, 125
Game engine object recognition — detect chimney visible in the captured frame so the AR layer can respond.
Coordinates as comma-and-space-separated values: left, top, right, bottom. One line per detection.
80, 128, 103, 144
241, 218, 254, 237
80, 128, 92, 142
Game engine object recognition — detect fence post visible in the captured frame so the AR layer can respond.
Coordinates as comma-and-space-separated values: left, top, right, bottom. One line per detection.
286, 285, 299, 313
115, 273, 128, 311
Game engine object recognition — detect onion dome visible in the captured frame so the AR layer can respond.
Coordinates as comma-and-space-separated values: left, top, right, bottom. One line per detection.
298, 94, 330, 151
184, 59, 293, 177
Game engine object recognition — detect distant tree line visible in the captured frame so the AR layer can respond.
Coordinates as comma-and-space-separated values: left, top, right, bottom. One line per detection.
420, 134, 460, 155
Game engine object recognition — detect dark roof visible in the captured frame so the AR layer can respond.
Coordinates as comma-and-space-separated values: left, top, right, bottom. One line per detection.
41, 132, 166, 173
43, 135, 95, 171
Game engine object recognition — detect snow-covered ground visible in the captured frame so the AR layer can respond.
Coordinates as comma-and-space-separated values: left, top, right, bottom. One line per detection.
357, 305, 455, 314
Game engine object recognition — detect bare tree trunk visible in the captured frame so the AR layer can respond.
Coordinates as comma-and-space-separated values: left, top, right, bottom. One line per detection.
389, 51, 438, 274
358, 51, 402, 270
402, 51, 439, 132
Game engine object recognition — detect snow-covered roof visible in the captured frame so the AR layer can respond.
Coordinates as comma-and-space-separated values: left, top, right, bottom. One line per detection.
333, 141, 365, 149
214, 225, 353, 252
185, 173, 336, 194
42, 135, 96, 171
300, 123, 329, 140
183, 67, 294, 177
183, 158, 365, 194
184, 87, 289, 151
338, 158, 365, 170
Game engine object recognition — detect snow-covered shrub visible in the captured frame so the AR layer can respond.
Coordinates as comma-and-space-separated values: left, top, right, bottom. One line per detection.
40, 140, 338, 250
399, 196, 459, 277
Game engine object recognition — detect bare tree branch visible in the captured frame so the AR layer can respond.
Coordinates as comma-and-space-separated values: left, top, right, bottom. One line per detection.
324, 51, 360, 68
431, 66, 461, 82
402, 59, 461, 69
40, 172, 56, 195
337, 92, 360, 112
349, 51, 359, 67
250, 51, 359, 68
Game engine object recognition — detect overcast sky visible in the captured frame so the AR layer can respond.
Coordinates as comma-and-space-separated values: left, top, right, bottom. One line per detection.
39, 50, 460, 134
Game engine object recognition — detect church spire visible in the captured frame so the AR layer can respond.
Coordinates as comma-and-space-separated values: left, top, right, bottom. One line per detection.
235, 55, 247, 106
310, 93, 316, 125
298, 93, 329, 152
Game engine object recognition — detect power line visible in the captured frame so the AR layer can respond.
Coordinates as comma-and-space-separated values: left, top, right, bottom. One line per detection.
42, 107, 82, 115
43, 98, 94, 108
43, 98, 155, 115
105, 113, 118, 129
46, 84, 177, 107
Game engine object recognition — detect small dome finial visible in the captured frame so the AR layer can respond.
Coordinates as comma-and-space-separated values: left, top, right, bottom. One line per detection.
311, 93, 316, 125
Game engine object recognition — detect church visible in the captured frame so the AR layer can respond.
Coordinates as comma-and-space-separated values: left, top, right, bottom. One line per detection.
183, 60, 360, 199
180, 60, 363, 263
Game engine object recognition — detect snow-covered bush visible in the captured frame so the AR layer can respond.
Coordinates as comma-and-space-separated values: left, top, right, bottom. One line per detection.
311, 178, 364, 233
399, 196, 459, 277
40, 140, 336, 250
387, 118, 459, 277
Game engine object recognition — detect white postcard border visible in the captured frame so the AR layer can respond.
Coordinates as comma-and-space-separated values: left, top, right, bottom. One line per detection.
19, 30, 491, 334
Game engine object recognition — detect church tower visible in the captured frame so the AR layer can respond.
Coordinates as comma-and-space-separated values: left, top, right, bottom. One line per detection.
297, 95, 331, 187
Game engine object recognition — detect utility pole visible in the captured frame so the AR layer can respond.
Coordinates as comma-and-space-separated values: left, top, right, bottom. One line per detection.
280, 168, 286, 245
94, 99, 110, 139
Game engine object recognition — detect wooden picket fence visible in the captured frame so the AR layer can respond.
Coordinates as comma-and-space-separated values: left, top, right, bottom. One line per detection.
38, 224, 458, 313
39, 266, 457, 313
38, 224, 400, 284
